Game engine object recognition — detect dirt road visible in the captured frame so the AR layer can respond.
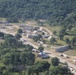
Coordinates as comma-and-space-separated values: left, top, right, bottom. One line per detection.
0, 25, 76, 75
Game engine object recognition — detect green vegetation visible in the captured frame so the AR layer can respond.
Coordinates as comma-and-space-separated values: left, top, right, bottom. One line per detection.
17, 29, 23, 34
43, 21, 76, 49
38, 45, 44, 52
33, 34, 42, 42
51, 57, 59, 66
0, 0, 76, 74
0, 0, 75, 48
0, 32, 4, 39
0, 32, 72, 75
50, 37, 57, 44
0, 32, 35, 75
0, 0, 76, 25
64, 50, 76, 56
15, 33, 22, 40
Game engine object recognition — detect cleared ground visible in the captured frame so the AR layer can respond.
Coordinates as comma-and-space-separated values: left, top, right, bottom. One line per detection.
20, 20, 76, 57
64, 50, 76, 56
0, 20, 76, 68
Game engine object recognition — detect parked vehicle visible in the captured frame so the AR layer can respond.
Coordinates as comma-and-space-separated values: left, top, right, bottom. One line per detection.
41, 55, 50, 59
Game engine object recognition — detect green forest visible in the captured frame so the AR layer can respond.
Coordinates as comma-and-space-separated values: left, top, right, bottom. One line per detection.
0, 0, 76, 25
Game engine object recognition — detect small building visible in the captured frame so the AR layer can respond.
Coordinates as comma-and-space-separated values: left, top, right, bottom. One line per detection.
42, 31, 47, 35
48, 36, 52, 39
33, 26, 40, 30
27, 34, 33, 38
37, 41, 44, 45
22, 39, 27, 43
19, 24, 25, 27
32, 48, 38, 52
0, 20, 2, 23
55, 45, 70, 52
24, 25, 33, 31
37, 29, 42, 32
41, 55, 50, 59
22, 30, 26, 33
27, 34, 38, 38
22, 33, 26, 36
5, 22, 12, 26
38, 52, 50, 59
43, 35, 49, 38
33, 30, 38, 34
26, 31, 31, 34
43, 44, 48, 47
0, 26, 6, 29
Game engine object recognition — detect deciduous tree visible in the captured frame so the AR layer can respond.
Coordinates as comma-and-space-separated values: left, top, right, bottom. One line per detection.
51, 57, 59, 66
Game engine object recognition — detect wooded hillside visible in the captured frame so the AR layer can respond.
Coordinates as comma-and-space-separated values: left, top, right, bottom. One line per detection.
0, 0, 76, 25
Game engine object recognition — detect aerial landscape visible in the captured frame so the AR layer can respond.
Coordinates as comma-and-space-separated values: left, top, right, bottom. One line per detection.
0, 0, 76, 75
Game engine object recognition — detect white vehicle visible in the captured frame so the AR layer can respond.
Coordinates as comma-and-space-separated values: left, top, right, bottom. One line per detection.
32, 49, 38, 53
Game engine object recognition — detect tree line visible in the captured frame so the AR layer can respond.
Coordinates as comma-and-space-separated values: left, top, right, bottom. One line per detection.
0, 0, 76, 26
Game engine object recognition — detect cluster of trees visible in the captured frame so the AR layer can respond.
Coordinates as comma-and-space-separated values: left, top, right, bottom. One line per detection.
50, 37, 57, 44
33, 34, 42, 42
28, 61, 50, 75
0, 32, 4, 39
58, 26, 76, 49
26, 57, 72, 75
0, 32, 35, 75
70, 36, 76, 49
17, 29, 23, 34
58, 25, 75, 40
0, 32, 73, 75
38, 45, 44, 52
0, 0, 76, 25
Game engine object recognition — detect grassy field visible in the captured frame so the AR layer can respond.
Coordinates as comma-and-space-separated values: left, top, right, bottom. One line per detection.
56, 39, 67, 46
44, 38, 67, 47
0, 39, 4, 44
64, 49, 76, 56
66, 26, 76, 34
43, 22, 76, 53
25, 20, 38, 26
0, 18, 6, 21
29, 39, 38, 46
6, 27, 18, 33
44, 24, 61, 34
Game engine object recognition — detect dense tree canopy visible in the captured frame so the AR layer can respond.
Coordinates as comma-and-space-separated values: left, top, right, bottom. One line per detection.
0, 32, 4, 39
0, 33, 36, 74
50, 37, 57, 44
51, 57, 59, 66
15, 33, 22, 40
49, 65, 70, 75
17, 29, 22, 34
0, 32, 73, 75
0, 0, 76, 25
